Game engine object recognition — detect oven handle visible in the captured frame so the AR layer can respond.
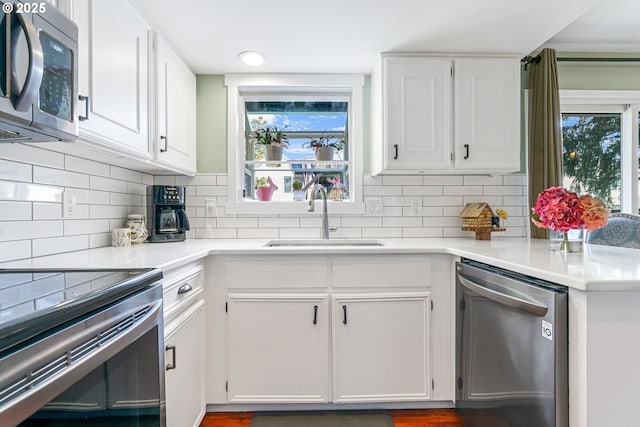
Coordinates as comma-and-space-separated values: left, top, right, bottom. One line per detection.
457, 272, 549, 317
10, 10, 44, 112
0, 296, 163, 427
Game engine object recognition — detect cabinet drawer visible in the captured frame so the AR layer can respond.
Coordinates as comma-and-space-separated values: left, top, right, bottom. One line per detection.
331, 255, 430, 288
163, 265, 204, 318
226, 256, 329, 289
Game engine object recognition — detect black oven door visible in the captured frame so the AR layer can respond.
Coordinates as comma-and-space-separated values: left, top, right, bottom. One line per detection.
0, 284, 165, 427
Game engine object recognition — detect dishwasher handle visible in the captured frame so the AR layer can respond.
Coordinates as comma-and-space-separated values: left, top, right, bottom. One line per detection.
457, 272, 549, 317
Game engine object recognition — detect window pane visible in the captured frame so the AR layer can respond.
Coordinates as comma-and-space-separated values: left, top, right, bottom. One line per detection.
244, 100, 350, 202
562, 113, 621, 212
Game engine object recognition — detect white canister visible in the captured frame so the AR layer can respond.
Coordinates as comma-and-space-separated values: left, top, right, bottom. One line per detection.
126, 214, 148, 244
112, 228, 132, 247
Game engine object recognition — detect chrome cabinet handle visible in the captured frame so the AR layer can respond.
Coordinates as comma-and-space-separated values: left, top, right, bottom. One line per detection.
177, 283, 192, 295
160, 135, 168, 152
312, 305, 318, 325
165, 344, 176, 370
10, 10, 44, 111
78, 95, 89, 121
457, 273, 548, 316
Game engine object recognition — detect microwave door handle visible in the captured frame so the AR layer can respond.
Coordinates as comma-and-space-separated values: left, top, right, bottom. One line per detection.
457, 273, 549, 317
10, 11, 43, 111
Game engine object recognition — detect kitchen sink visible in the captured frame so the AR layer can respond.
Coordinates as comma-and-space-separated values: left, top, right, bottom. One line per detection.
264, 239, 385, 247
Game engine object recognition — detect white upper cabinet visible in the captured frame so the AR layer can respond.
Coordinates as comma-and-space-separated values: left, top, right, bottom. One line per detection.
383, 57, 451, 172
154, 35, 197, 175
372, 54, 520, 175
453, 58, 520, 171
72, 0, 151, 158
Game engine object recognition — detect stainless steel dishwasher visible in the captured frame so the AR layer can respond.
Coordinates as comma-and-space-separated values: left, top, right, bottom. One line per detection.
455, 259, 568, 427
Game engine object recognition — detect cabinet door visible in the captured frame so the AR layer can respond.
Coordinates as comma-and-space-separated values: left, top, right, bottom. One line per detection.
333, 293, 431, 402
227, 294, 330, 403
165, 301, 206, 427
156, 35, 197, 174
384, 57, 452, 171
73, 0, 150, 157
453, 58, 520, 171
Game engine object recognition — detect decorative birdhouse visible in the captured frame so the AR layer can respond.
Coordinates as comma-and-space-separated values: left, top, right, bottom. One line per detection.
459, 202, 504, 240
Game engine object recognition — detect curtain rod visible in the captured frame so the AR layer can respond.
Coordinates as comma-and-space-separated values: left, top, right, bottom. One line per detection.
557, 57, 640, 62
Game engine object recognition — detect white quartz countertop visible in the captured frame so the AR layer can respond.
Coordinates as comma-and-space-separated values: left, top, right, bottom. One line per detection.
0, 238, 638, 292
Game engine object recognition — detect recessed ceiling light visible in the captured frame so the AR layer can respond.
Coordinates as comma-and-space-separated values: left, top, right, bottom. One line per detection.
238, 51, 266, 66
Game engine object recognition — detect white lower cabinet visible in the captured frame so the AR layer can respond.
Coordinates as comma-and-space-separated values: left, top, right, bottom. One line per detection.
227, 294, 330, 403
333, 293, 431, 402
214, 254, 454, 406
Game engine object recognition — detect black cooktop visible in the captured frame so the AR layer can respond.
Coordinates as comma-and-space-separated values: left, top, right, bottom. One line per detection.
0, 268, 163, 352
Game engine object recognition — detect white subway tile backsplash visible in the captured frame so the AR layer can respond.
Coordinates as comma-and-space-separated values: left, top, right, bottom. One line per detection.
0, 201, 31, 220
0, 159, 32, 182
0, 240, 31, 262
90, 176, 128, 193
0, 143, 64, 169
34, 166, 90, 189
0, 141, 528, 262
383, 176, 423, 186
0, 181, 62, 202
65, 156, 110, 178
0, 221, 62, 242
444, 185, 482, 196
111, 166, 142, 183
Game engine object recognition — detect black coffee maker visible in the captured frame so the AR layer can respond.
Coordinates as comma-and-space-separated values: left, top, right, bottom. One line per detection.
146, 185, 190, 242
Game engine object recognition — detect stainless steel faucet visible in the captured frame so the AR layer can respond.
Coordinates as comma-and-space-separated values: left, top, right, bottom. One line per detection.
308, 183, 332, 239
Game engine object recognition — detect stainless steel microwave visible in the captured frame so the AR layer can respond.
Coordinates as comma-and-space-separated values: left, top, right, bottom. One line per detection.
0, 1, 78, 142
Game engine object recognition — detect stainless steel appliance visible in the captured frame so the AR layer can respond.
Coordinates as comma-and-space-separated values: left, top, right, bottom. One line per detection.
0, 268, 165, 426
147, 185, 190, 242
456, 259, 568, 427
0, 1, 78, 142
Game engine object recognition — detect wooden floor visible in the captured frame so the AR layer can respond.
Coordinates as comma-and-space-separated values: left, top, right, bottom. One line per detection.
199, 409, 463, 427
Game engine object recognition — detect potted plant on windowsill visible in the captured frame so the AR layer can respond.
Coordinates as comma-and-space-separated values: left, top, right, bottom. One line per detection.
303, 134, 344, 161
248, 117, 289, 165
292, 179, 305, 201
255, 176, 278, 201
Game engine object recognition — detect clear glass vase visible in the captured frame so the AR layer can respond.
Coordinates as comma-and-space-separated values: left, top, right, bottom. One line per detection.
549, 229, 584, 253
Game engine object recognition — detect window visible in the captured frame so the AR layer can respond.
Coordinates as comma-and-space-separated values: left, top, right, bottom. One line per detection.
225, 74, 364, 214
560, 91, 640, 214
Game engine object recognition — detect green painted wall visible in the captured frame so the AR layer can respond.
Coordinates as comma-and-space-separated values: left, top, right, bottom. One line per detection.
557, 53, 640, 90
196, 75, 227, 173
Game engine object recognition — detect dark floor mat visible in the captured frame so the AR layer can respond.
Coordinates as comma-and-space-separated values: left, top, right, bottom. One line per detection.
249, 411, 394, 427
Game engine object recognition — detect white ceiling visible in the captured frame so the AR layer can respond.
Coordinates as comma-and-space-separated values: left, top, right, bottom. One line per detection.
543, 0, 640, 53
130, 0, 630, 75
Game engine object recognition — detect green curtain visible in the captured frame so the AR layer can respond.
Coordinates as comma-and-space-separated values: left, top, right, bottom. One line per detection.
527, 48, 563, 239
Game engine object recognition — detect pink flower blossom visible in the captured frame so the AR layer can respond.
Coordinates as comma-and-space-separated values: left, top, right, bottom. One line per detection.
531, 187, 609, 232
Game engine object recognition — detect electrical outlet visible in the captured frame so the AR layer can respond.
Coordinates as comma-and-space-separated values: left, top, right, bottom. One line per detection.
62, 190, 77, 218
205, 198, 217, 217
365, 198, 383, 216
411, 198, 423, 216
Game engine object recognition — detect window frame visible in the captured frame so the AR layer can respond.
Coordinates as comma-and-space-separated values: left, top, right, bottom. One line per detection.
225, 74, 365, 215
560, 90, 640, 214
